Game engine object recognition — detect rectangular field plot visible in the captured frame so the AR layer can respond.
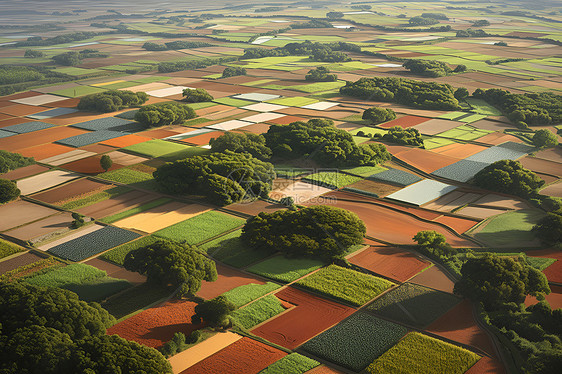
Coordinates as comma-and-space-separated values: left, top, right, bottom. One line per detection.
436, 125, 492, 141
366, 282, 461, 328
1, 121, 53, 134
247, 256, 324, 283
24, 263, 131, 302
27, 107, 78, 119
56, 130, 124, 148
241, 102, 288, 113
365, 332, 480, 374
366, 168, 422, 186
71, 117, 141, 132
47, 225, 141, 262
16, 170, 81, 195
295, 265, 394, 306
465, 141, 534, 164
386, 180, 457, 206
202, 230, 277, 268
38, 149, 96, 166
240, 112, 285, 123
205, 119, 252, 131
97, 167, 157, 190
231, 294, 287, 329
0, 200, 59, 231
154, 210, 244, 245
431, 159, 490, 183
303, 172, 362, 189
123, 139, 189, 158
301, 312, 407, 372
233, 93, 280, 102
4, 212, 74, 243
259, 353, 320, 374
412, 119, 464, 136
10, 94, 68, 106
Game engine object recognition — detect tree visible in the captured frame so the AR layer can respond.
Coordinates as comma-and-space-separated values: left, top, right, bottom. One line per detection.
24, 49, 44, 58
454, 255, 550, 309
0, 150, 34, 173
209, 132, 272, 160
382, 126, 424, 147
326, 11, 344, 19
100, 155, 112, 172
182, 88, 213, 103
221, 66, 246, 78
472, 160, 544, 198
409, 16, 439, 26
472, 19, 490, 27
305, 66, 337, 82
135, 102, 196, 127
123, 240, 217, 298
70, 212, 85, 229
454, 87, 469, 100
52, 51, 82, 66
0, 179, 20, 204
362, 107, 396, 124
413, 230, 457, 258
191, 296, 236, 328
77, 90, 148, 113
532, 129, 558, 148
453, 64, 467, 73
241, 205, 366, 260
494, 41, 508, 46
533, 213, 562, 246
403, 59, 452, 77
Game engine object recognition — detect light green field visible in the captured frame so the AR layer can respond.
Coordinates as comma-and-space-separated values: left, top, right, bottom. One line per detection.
247, 256, 324, 283
267, 96, 319, 107
52, 85, 106, 98
123, 139, 189, 158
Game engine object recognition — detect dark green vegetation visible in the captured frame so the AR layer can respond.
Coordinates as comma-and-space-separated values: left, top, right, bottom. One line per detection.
242, 41, 360, 62
100, 154, 112, 172
77, 90, 148, 113
305, 66, 337, 82
135, 102, 196, 127
264, 119, 391, 167
260, 353, 320, 374
158, 57, 238, 73
0, 238, 24, 259
209, 132, 272, 160
123, 240, 217, 298
154, 151, 274, 205
473, 88, 562, 126
0, 282, 171, 373
473, 160, 545, 198
221, 66, 246, 78
533, 213, 562, 246
24, 49, 44, 58
160, 330, 204, 357
403, 59, 466, 78
0, 179, 21, 203
51, 50, 108, 66
362, 107, 396, 124
0, 149, 34, 173
202, 230, 276, 268
183, 88, 213, 103
0, 65, 74, 95
12, 32, 98, 47
409, 16, 440, 26
382, 126, 424, 146
247, 256, 323, 283
231, 294, 285, 329
100, 236, 158, 266
142, 40, 212, 51
241, 205, 366, 260
532, 129, 558, 148
340, 77, 459, 110
191, 295, 236, 328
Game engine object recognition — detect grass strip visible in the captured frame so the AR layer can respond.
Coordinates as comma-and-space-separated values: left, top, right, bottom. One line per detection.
99, 197, 172, 224
60, 186, 131, 210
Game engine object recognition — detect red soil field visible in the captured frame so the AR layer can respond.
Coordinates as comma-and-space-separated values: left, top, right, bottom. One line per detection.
527, 249, 562, 284
0, 113, 13, 121
433, 215, 479, 234
0, 104, 49, 117
465, 357, 506, 374
238, 122, 271, 134
0, 126, 87, 152
197, 263, 266, 300
432, 143, 488, 159
84, 258, 146, 285
309, 191, 475, 247
0, 164, 49, 181
76, 190, 160, 219
17, 143, 74, 160
61, 155, 123, 174
138, 129, 178, 139
392, 148, 460, 173
525, 285, 562, 310
183, 131, 223, 146
348, 246, 430, 282
378, 115, 431, 129
107, 299, 201, 348
251, 287, 355, 350
100, 134, 153, 148
267, 115, 306, 125
374, 198, 442, 221
409, 265, 455, 294
0, 117, 32, 127
0, 252, 43, 275
427, 300, 496, 356
31, 178, 110, 204
181, 337, 286, 374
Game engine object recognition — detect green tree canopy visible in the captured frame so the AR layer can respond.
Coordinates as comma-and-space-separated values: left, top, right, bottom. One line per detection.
533, 213, 562, 246
182, 88, 213, 103
191, 296, 236, 328
472, 160, 544, 198
532, 129, 558, 148
78, 90, 148, 113
135, 102, 196, 128
221, 66, 247, 78
123, 240, 217, 298
305, 66, 337, 82
413, 230, 458, 258
209, 132, 272, 160
403, 59, 453, 78
0, 150, 34, 173
0, 179, 20, 204
454, 87, 469, 100
362, 107, 396, 124
382, 126, 424, 147
409, 16, 439, 26
241, 205, 366, 260
100, 155, 112, 172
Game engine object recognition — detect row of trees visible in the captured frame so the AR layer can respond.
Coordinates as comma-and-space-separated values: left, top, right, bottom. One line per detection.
12, 32, 99, 47
382, 126, 424, 147
242, 41, 360, 62
52, 49, 109, 66
142, 41, 212, 51
135, 102, 196, 128
403, 59, 466, 78
77, 90, 148, 112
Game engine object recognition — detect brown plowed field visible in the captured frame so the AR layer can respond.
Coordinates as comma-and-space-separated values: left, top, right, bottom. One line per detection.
84, 258, 146, 285
181, 337, 286, 374
0, 104, 49, 117
433, 215, 479, 234
251, 287, 355, 350
348, 246, 430, 282
0, 127, 87, 152
4, 212, 74, 241
238, 122, 271, 134
100, 134, 153, 148
75, 190, 160, 219
465, 357, 506, 374
525, 284, 562, 309
519, 156, 562, 178
409, 265, 455, 294
183, 131, 223, 146
61, 156, 123, 174
432, 143, 488, 159
0, 252, 42, 275
392, 148, 460, 173
197, 263, 266, 300
107, 299, 201, 348
31, 178, 110, 204
17, 143, 74, 160
378, 115, 431, 129
0, 200, 58, 231
0, 164, 49, 181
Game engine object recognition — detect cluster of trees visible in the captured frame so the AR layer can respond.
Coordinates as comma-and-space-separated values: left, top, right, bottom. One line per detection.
209, 132, 271, 160
382, 126, 424, 147
124, 240, 217, 298
326, 11, 344, 19
77, 90, 148, 112
135, 102, 196, 127
0, 65, 74, 96
472, 19, 491, 27
473, 88, 562, 127
290, 19, 333, 29
533, 213, 562, 247
153, 151, 275, 205
182, 88, 213, 103
12, 31, 99, 47
262, 119, 392, 166
241, 205, 366, 260
456, 29, 489, 37
142, 41, 212, 51
158, 57, 237, 73
24, 49, 44, 58
0, 179, 20, 204
473, 160, 545, 198
0, 282, 172, 373
0, 150, 34, 174
421, 12, 449, 20
160, 331, 202, 358
494, 41, 508, 46
305, 66, 338, 82
192, 296, 236, 328
0, 65, 44, 85
409, 16, 440, 26
242, 41, 360, 62
221, 66, 246, 78
362, 107, 396, 124
403, 59, 466, 78
532, 129, 558, 148
255, 6, 284, 13
52, 49, 108, 66
340, 77, 459, 110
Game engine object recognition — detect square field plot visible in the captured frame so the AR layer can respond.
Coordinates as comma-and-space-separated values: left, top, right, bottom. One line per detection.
413, 119, 464, 136
17, 170, 81, 195
247, 255, 324, 283
56, 130, 124, 148
366, 332, 480, 374
233, 93, 280, 102
47, 225, 141, 262
386, 180, 457, 206
11, 94, 68, 106
295, 265, 394, 306
27, 107, 78, 119
366, 282, 461, 328
301, 101, 339, 110
146, 86, 191, 97
367, 168, 422, 187
240, 112, 285, 123
301, 312, 407, 372
0, 200, 58, 231
1, 121, 53, 134
241, 103, 288, 113
123, 139, 189, 158
206, 119, 253, 131
31, 178, 110, 205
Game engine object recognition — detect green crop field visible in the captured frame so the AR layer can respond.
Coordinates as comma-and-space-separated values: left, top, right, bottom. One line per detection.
101, 282, 172, 320
465, 98, 502, 116
0, 238, 24, 260
437, 125, 492, 141
267, 97, 319, 107
100, 235, 158, 265
296, 265, 395, 306
100, 197, 172, 224
366, 282, 461, 328
158, 146, 210, 162
366, 332, 480, 374
97, 167, 158, 191
290, 81, 346, 93
154, 210, 244, 245
303, 172, 363, 189
301, 312, 407, 372
247, 256, 324, 283
60, 186, 131, 210
123, 139, 189, 158
221, 282, 281, 307
52, 85, 106, 98
231, 294, 286, 329
259, 353, 320, 374
340, 165, 387, 177
24, 263, 131, 302
213, 97, 254, 107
